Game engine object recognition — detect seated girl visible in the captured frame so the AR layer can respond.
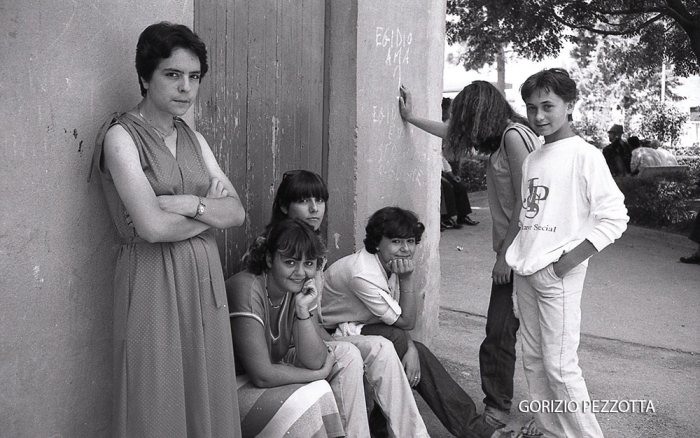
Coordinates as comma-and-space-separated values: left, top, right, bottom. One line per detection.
226, 219, 369, 437
321, 207, 515, 438
266, 170, 430, 437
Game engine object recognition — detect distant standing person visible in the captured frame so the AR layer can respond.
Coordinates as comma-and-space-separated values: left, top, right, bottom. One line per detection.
602, 124, 631, 176
92, 22, 245, 437
399, 82, 540, 432
680, 211, 700, 264
506, 68, 629, 437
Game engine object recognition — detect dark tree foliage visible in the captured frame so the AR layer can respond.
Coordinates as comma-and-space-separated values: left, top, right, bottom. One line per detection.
446, 0, 699, 77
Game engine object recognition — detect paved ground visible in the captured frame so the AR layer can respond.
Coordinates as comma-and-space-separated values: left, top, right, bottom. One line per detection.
417, 191, 700, 437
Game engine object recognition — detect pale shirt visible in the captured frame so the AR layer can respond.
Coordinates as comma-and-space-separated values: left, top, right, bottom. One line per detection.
631, 147, 678, 173
442, 156, 452, 173
506, 136, 629, 276
631, 147, 662, 173
320, 248, 402, 331
486, 123, 541, 252
655, 148, 679, 166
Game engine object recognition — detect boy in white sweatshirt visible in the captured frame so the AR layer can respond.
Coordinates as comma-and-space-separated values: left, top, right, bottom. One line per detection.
505, 69, 628, 438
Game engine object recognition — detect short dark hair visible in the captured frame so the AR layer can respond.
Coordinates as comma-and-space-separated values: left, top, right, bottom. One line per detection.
364, 207, 425, 254
628, 136, 640, 150
446, 81, 530, 156
246, 219, 327, 275
268, 170, 329, 229
520, 68, 577, 103
135, 22, 209, 97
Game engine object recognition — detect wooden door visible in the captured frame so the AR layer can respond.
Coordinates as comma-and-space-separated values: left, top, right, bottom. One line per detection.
195, 0, 327, 276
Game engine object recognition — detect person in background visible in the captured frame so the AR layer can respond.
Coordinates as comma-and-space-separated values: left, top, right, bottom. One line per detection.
92, 22, 244, 437
602, 124, 631, 176
506, 68, 628, 437
440, 97, 479, 230
227, 219, 369, 437
650, 139, 679, 166
627, 135, 641, 152
680, 206, 700, 264
399, 82, 540, 435
630, 138, 679, 175
441, 156, 481, 229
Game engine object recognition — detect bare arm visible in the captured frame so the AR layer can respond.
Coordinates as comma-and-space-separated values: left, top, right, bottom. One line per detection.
292, 280, 330, 370
315, 321, 336, 342
402, 332, 421, 387
230, 317, 334, 388
390, 259, 417, 330
157, 131, 245, 229
399, 85, 448, 139
553, 240, 597, 278
493, 129, 531, 284
393, 279, 417, 330
103, 125, 211, 243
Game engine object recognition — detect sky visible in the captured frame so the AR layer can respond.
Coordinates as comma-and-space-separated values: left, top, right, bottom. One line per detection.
443, 43, 700, 146
442, 43, 576, 114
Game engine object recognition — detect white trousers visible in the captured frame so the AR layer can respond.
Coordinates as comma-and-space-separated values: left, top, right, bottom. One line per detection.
515, 263, 604, 438
327, 341, 371, 438
334, 335, 430, 438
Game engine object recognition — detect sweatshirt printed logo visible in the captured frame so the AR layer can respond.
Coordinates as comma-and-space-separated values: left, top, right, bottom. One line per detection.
523, 178, 549, 218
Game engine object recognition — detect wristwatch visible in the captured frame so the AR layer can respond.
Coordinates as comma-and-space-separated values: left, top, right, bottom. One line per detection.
193, 196, 206, 219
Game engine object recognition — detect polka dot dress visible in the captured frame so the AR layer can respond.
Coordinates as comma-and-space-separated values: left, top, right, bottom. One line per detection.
94, 113, 241, 437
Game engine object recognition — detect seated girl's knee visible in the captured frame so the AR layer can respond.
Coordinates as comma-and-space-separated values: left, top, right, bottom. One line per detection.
331, 342, 364, 368
372, 335, 395, 351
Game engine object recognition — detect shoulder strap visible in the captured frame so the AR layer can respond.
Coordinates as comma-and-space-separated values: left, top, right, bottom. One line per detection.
501, 123, 538, 157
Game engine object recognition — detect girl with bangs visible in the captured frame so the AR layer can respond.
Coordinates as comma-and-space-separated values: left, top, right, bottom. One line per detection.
226, 218, 369, 437
261, 171, 431, 437
266, 170, 329, 236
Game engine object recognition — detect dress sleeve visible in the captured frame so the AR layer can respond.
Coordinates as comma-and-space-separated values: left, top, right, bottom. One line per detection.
349, 277, 402, 325
227, 274, 266, 327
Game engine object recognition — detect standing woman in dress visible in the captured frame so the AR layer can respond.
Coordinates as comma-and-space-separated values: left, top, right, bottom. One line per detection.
92, 22, 245, 437
399, 82, 541, 434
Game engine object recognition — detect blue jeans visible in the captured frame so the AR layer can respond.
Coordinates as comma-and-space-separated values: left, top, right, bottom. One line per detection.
479, 278, 520, 413
361, 324, 496, 438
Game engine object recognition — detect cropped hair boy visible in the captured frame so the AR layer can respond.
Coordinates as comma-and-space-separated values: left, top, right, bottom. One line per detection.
505, 68, 629, 437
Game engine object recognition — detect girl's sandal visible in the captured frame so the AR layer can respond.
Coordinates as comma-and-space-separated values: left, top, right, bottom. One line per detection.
519, 418, 543, 438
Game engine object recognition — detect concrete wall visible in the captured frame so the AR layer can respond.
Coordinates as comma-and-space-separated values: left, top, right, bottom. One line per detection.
0, 2, 193, 436
326, 0, 446, 340
0, 0, 444, 432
